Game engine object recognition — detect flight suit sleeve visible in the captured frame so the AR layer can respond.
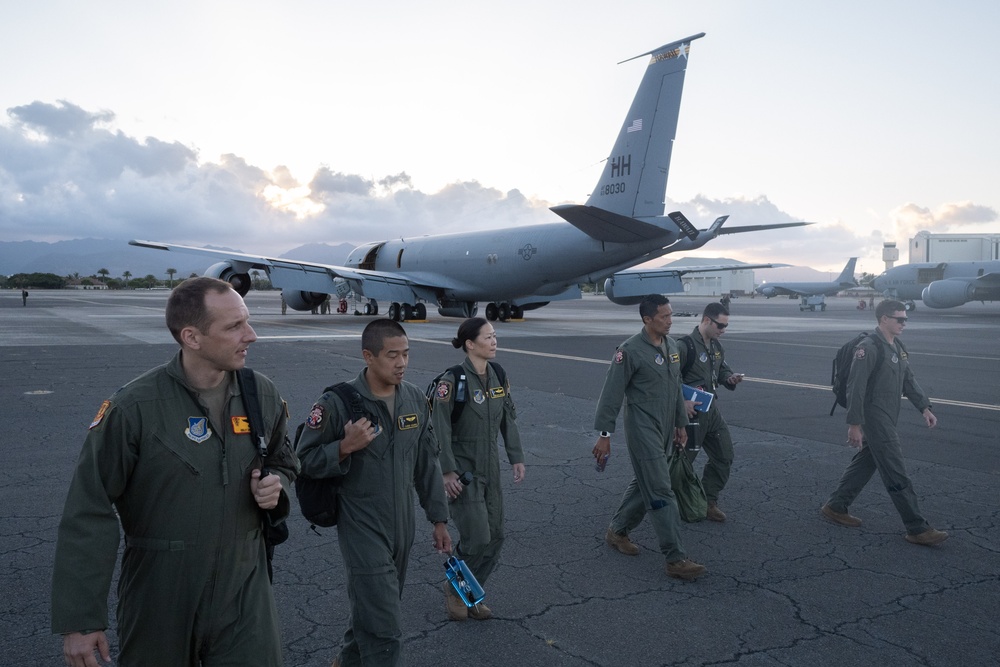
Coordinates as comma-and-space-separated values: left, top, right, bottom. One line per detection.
430, 372, 458, 474
717, 345, 736, 391
413, 405, 450, 524
499, 374, 524, 465
594, 347, 629, 432
295, 392, 352, 479
900, 354, 932, 413
845, 340, 876, 425
51, 401, 136, 634
262, 393, 298, 525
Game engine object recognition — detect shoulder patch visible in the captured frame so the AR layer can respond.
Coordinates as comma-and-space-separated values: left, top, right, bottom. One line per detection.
89, 400, 111, 429
613, 349, 625, 364
854, 347, 866, 360
435, 380, 452, 400
306, 403, 325, 429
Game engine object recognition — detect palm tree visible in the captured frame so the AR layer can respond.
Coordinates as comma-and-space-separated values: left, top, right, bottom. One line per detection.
122, 270, 132, 288
166, 268, 177, 288
97, 268, 110, 283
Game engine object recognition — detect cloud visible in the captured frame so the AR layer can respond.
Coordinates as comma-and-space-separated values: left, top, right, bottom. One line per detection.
890, 201, 998, 241
0, 101, 993, 271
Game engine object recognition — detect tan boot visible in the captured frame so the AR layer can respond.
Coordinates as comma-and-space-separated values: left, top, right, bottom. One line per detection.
821, 504, 862, 527
444, 582, 468, 621
605, 527, 639, 556
665, 558, 707, 581
330, 656, 341, 667
706, 502, 726, 522
467, 601, 493, 620
905, 528, 949, 546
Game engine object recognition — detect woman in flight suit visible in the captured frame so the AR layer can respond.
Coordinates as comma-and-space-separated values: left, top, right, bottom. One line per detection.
431, 317, 525, 621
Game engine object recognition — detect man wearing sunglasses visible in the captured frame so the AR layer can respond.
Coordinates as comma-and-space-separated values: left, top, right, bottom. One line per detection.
676, 302, 744, 522
821, 300, 947, 546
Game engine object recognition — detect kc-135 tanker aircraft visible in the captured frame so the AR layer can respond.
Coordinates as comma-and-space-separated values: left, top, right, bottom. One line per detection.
132, 33, 807, 321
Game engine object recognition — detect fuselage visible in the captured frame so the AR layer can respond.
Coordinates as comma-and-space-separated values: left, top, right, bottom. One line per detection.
872, 260, 1000, 300
344, 221, 686, 303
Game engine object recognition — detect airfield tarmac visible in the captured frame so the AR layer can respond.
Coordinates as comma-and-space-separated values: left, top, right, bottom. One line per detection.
2, 290, 999, 666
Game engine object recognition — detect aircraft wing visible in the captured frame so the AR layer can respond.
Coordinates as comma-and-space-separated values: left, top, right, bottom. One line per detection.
605, 262, 788, 303
716, 222, 811, 235
128, 240, 450, 304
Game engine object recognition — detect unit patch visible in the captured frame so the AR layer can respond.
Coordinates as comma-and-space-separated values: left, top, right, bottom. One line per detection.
891, 354, 898, 364
89, 400, 111, 429
473, 389, 486, 404
185, 417, 212, 443
699, 352, 709, 363
854, 348, 866, 360
435, 381, 451, 400
614, 350, 624, 364
306, 404, 325, 429
654, 353, 664, 365
231, 416, 251, 434
397, 414, 419, 430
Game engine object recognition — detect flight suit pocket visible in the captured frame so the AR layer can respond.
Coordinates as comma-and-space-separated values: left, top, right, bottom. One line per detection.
149, 433, 201, 475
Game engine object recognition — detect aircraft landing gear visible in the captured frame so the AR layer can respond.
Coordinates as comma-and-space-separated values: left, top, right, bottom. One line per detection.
364, 300, 380, 316
904, 300, 916, 311
485, 301, 522, 321
387, 302, 426, 322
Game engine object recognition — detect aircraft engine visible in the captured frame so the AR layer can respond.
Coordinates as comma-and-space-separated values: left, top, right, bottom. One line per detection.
757, 286, 777, 298
603, 278, 646, 306
205, 261, 252, 297
921, 279, 973, 309
283, 290, 328, 312
438, 300, 478, 318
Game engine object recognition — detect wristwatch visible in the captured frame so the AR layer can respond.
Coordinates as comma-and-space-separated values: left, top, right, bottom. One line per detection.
599, 431, 611, 438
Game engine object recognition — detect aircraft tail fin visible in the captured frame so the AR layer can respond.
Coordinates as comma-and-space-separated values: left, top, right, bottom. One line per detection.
585, 33, 705, 219
837, 257, 859, 285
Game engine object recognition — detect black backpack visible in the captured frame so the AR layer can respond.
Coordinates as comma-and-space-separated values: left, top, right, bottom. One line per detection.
425, 362, 508, 423
236, 368, 290, 583
293, 382, 369, 528
829, 332, 884, 415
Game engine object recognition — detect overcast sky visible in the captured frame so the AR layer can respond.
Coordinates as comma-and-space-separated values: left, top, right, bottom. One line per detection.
2, 0, 998, 276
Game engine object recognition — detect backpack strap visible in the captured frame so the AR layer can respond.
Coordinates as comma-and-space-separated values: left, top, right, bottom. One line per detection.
327, 382, 366, 423
236, 368, 270, 471
680, 335, 697, 376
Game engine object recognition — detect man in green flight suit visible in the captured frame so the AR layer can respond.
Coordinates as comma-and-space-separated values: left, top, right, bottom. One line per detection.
592, 294, 706, 581
296, 319, 452, 667
52, 277, 298, 667
821, 299, 948, 546
676, 302, 744, 522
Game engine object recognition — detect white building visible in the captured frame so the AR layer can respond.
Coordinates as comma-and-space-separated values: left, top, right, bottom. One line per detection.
659, 258, 757, 296
909, 231, 1000, 262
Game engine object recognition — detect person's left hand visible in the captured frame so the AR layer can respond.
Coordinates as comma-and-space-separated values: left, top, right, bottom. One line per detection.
923, 409, 938, 429
673, 426, 688, 449
432, 522, 453, 554
512, 463, 525, 483
251, 469, 282, 510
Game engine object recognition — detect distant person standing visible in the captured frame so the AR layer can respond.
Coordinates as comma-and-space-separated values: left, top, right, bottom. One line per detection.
432, 317, 525, 621
592, 294, 706, 581
22, 289, 28, 306
676, 302, 744, 522
281, 293, 287, 315
821, 299, 948, 546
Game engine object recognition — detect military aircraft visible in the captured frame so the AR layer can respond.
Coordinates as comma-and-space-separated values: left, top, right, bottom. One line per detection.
755, 258, 859, 300
131, 33, 807, 322
870, 260, 1000, 310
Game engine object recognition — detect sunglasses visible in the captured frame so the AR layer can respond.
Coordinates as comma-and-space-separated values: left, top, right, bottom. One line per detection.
709, 317, 729, 329
885, 316, 908, 324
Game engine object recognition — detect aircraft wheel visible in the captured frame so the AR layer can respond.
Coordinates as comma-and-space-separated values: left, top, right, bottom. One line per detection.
904, 301, 916, 311
402, 303, 414, 321
372, 301, 379, 315
498, 302, 511, 321
485, 303, 499, 321
388, 302, 401, 321
415, 303, 427, 320
511, 304, 524, 319
364, 302, 373, 315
